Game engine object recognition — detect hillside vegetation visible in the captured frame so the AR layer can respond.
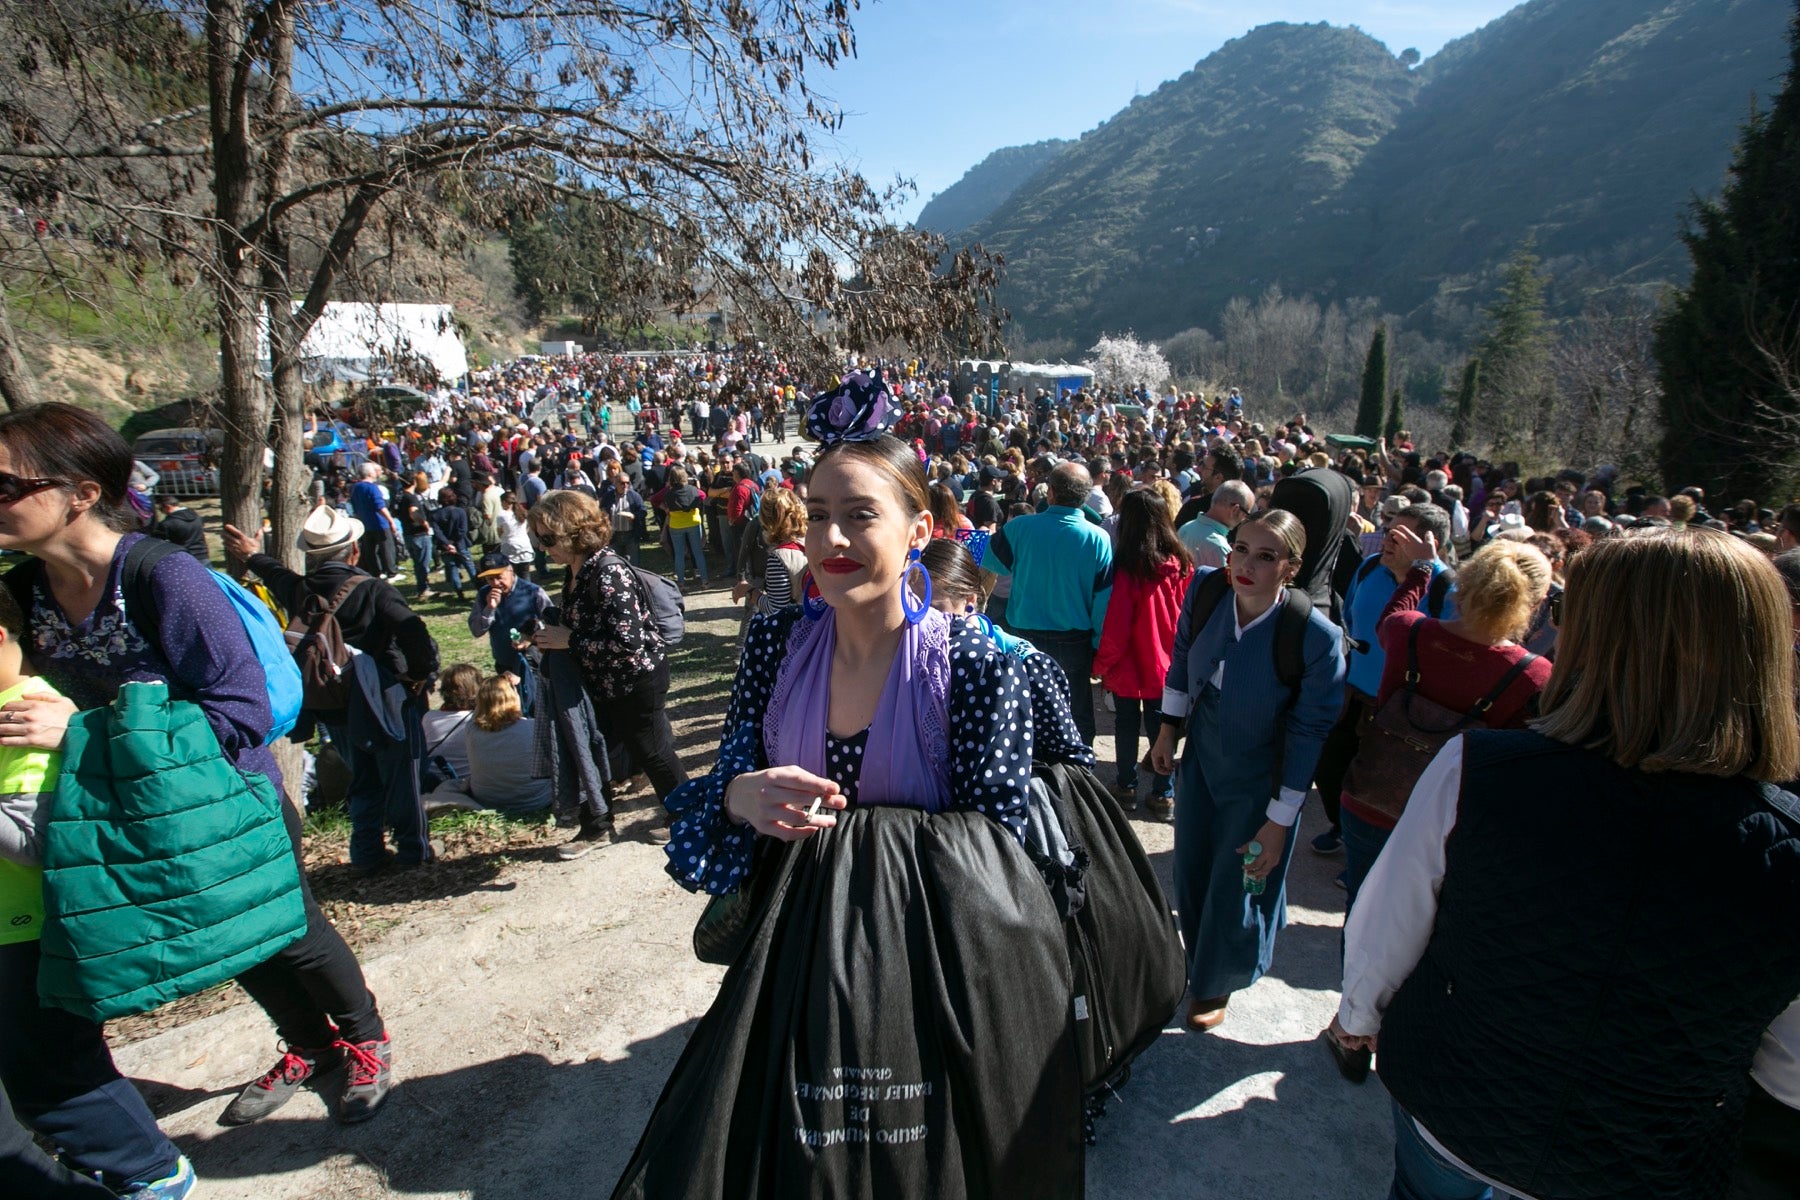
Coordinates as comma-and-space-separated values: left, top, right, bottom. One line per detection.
938, 0, 1793, 350
915, 139, 1070, 237
0, 4, 534, 422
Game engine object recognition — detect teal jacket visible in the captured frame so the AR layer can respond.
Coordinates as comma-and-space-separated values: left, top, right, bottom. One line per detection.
980, 505, 1114, 647
38, 681, 306, 1022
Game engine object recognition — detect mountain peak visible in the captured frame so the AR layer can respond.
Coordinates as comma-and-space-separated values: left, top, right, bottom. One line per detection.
941, 0, 1791, 349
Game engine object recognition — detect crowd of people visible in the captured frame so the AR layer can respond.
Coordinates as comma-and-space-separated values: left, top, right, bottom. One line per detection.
0, 346, 1795, 1200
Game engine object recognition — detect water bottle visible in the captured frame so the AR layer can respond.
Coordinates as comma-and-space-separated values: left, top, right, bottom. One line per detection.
1242, 840, 1266, 896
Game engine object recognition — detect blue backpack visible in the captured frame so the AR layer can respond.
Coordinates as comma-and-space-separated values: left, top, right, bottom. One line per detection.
120, 538, 302, 744
5, 539, 303, 745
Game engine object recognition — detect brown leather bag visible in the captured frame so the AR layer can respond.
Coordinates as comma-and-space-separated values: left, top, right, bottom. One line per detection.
1342, 622, 1539, 824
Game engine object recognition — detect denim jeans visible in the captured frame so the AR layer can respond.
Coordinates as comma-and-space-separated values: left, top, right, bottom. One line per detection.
322, 705, 429, 869
1389, 1101, 1498, 1200
405, 531, 434, 594
1342, 807, 1394, 919
722, 520, 741, 580
1112, 693, 1171, 796
0, 1077, 114, 1197
438, 546, 471, 595
0, 942, 179, 1191
670, 526, 708, 586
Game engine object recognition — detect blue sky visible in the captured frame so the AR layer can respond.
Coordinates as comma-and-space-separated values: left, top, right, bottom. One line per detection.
820, 0, 1521, 221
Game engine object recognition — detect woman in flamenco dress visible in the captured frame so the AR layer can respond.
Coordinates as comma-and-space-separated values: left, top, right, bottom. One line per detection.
611, 374, 1089, 1200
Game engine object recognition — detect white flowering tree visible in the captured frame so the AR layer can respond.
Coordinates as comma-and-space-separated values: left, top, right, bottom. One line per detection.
1088, 332, 1173, 394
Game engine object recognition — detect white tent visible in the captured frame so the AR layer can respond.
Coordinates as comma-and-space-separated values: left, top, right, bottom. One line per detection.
264, 302, 470, 384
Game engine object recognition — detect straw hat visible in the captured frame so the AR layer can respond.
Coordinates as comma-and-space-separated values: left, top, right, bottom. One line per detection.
297, 505, 364, 559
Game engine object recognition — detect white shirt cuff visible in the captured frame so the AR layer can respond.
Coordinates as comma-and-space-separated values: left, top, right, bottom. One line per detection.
1265, 787, 1306, 827
1161, 686, 1190, 720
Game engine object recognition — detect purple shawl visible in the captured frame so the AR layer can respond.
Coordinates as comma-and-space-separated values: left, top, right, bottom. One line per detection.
764, 606, 953, 810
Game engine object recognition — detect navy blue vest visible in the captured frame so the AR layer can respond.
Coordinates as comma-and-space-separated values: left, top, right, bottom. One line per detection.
1380, 729, 1800, 1200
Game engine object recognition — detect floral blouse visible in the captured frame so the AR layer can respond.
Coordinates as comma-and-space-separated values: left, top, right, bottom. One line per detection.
15, 533, 278, 787
665, 608, 1039, 895
563, 549, 663, 700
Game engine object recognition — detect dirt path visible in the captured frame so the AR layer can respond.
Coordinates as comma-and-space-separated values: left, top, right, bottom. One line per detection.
106, 516, 1395, 1199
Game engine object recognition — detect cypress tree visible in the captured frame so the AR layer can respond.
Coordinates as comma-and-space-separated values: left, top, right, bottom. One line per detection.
1655, 1, 1800, 500
1450, 358, 1481, 449
1385, 387, 1406, 443
1355, 324, 1389, 439
1472, 241, 1552, 449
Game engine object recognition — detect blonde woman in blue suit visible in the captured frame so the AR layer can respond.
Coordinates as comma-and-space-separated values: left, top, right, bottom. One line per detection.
1151, 508, 1346, 1030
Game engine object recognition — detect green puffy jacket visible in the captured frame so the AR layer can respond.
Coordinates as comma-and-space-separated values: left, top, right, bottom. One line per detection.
38, 680, 306, 1021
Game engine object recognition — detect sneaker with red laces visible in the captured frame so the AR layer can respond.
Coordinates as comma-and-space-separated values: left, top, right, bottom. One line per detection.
336, 1034, 394, 1124
220, 1043, 342, 1125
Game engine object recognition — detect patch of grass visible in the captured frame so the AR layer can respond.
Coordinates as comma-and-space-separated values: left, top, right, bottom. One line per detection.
303, 807, 352, 839
429, 808, 550, 838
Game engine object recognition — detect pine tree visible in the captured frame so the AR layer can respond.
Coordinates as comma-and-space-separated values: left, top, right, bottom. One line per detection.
1450, 358, 1481, 449
1655, 1, 1800, 500
1355, 324, 1389, 439
1472, 240, 1552, 449
1385, 387, 1406, 443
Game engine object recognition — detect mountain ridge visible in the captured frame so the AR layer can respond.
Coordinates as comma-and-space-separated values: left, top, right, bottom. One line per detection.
926, 0, 1793, 350
915, 139, 1070, 237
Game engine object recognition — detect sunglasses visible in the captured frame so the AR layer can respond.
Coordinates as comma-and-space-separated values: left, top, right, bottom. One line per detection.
0, 472, 68, 505
535, 531, 558, 548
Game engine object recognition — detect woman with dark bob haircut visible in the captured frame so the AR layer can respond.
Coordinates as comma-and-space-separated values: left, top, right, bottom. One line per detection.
616, 375, 1094, 1197
0, 404, 396, 1191
1335, 528, 1800, 1200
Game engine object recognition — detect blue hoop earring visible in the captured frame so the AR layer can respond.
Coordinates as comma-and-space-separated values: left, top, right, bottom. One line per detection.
901, 548, 932, 625
801, 571, 829, 621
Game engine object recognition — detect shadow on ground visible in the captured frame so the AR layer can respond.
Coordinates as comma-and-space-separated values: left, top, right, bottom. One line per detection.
171, 1023, 697, 1199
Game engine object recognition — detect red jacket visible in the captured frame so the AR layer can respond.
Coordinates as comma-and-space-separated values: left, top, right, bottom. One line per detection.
1092, 557, 1193, 700
727, 477, 760, 524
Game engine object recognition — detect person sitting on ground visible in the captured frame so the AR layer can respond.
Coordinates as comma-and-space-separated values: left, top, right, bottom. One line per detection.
465, 675, 552, 816
421, 663, 479, 793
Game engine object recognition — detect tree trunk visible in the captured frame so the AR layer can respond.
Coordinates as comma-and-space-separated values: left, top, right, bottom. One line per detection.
215, 287, 269, 560
0, 292, 41, 410
265, 298, 308, 573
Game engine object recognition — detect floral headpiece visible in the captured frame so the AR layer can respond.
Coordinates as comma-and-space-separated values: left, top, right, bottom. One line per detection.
805, 372, 899, 447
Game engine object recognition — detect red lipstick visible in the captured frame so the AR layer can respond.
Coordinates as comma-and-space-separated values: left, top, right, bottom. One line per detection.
1234, 575, 1255, 587
820, 557, 863, 575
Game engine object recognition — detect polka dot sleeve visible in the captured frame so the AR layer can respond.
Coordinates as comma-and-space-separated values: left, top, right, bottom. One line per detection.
1018, 650, 1096, 769
662, 608, 801, 895
946, 622, 1034, 843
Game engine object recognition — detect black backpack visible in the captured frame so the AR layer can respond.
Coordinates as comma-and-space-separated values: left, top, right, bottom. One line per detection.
1353, 555, 1455, 618
1183, 569, 1312, 694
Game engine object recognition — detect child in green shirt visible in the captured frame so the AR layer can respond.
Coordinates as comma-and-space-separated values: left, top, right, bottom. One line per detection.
0, 583, 195, 1197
